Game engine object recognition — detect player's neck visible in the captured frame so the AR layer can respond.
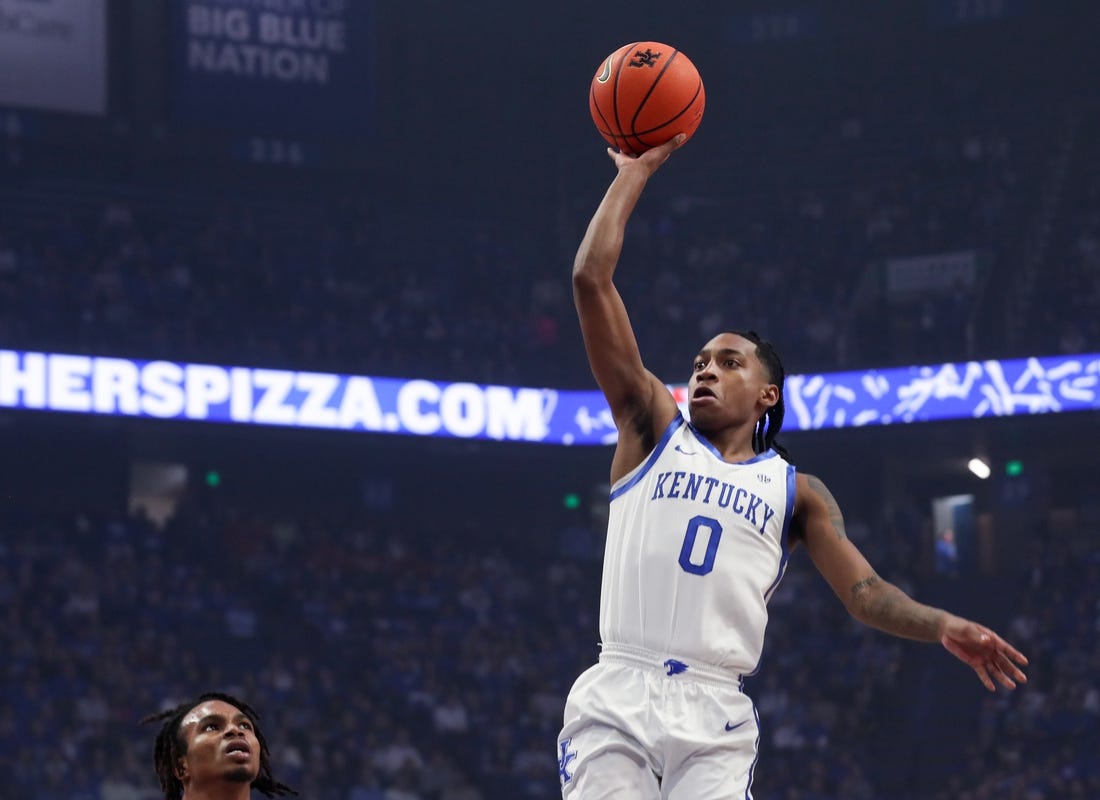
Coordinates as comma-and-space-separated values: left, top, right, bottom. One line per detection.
182, 782, 253, 800
697, 425, 758, 463
719, 445, 760, 463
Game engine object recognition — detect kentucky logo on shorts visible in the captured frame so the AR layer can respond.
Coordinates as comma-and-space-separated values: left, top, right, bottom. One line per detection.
558, 738, 577, 785
664, 658, 689, 675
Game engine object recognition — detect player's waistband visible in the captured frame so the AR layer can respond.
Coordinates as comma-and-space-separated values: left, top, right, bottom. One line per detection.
598, 643, 744, 689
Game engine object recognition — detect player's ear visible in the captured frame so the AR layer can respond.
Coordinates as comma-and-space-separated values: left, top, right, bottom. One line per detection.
175, 756, 189, 782
760, 383, 779, 409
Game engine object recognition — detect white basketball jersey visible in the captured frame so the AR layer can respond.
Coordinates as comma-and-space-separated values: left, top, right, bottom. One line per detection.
600, 416, 796, 675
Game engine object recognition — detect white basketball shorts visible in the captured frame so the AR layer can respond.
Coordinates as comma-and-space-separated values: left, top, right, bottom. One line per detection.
557, 644, 760, 800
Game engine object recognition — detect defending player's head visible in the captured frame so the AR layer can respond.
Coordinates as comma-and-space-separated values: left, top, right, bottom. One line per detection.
143, 691, 297, 800
688, 330, 788, 457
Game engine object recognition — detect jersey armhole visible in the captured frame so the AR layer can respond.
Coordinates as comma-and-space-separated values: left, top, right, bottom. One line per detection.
609, 415, 684, 501
780, 464, 798, 552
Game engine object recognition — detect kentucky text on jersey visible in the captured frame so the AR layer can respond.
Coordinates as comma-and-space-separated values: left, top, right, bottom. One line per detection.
650, 470, 776, 535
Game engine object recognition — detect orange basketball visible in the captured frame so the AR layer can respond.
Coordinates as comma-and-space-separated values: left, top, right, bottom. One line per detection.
589, 41, 705, 155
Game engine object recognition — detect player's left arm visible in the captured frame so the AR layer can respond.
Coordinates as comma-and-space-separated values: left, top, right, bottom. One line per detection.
791, 472, 1028, 692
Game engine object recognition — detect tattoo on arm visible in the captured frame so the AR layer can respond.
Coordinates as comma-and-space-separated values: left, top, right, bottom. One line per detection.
806, 475, 847, 541
850, 572, 945, 642
850, 573, 880, 597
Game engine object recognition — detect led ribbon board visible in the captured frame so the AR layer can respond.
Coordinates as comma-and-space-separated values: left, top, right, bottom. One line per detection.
1, 350, 1097, 445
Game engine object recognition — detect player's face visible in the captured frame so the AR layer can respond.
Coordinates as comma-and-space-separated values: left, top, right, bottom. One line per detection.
687, 333, 777, 430
175, 700, 260, 790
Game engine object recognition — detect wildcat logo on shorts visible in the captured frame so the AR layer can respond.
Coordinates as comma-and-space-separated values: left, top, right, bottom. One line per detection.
558, 738, 577, 785
664, 658, 689, 676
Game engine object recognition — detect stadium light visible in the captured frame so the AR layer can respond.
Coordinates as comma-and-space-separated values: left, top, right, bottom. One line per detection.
967, 458, 991, 480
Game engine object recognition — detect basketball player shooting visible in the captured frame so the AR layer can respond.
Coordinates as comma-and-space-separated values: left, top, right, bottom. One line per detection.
556, 135, 1028, 799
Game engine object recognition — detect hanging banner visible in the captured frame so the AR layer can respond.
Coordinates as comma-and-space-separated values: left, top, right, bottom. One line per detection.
0, 0, 107, 115
171, 0, 371, 134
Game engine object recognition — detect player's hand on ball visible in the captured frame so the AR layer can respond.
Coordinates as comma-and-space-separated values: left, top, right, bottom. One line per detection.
940, 614, 1028, 691
607, 133, 687, 173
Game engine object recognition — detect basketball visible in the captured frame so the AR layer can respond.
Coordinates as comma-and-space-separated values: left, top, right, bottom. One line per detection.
589, 41, 705, 155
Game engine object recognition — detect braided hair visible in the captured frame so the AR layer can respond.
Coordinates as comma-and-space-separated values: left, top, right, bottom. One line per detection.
732, 329, 791, 461
142, 692, 297, 800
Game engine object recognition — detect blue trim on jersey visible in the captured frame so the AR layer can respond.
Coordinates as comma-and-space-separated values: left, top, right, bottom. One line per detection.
761, 464, 796, 605
779, 463, 797, 554
608, 416, 684, 502
747, 464, 798, 677
687, 422, 779, 465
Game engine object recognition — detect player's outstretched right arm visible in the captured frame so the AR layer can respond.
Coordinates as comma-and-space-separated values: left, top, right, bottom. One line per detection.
573, 137, 685, 478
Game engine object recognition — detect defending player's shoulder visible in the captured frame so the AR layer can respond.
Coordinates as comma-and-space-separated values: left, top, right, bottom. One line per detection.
791, 473, 849, 546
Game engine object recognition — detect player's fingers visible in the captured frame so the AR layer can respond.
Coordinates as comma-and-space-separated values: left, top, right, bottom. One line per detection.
982, 632, 1029, 669
1001, 642, 1029, 666
989, 661, 1017, 690
973, 663, 996, 692
998, 652, 1028, 683
649, 134, 687, 159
